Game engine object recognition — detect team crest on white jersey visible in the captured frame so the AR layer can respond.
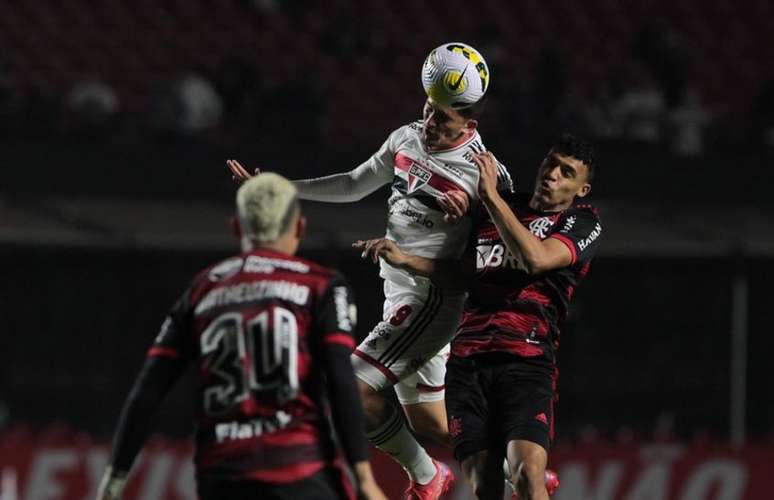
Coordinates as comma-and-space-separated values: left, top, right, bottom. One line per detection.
528, 217, 555, 239
407, 163, 433, 193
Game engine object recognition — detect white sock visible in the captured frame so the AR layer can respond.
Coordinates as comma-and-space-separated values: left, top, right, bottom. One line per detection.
366, 406, 437, 484
504, 458, 516, 490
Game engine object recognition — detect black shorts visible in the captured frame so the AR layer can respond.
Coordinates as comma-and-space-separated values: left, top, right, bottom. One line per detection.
197, 466, 354, 500
445, 352, 556, 463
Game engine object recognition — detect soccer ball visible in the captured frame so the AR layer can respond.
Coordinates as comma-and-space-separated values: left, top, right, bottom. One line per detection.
421, 42, 490, 109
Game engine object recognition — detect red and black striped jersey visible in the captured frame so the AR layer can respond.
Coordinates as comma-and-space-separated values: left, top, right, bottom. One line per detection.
452, 193, 601, 363
148, 248, 358, 483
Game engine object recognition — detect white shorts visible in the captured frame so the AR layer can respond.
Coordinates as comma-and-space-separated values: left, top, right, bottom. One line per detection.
351, 279, 465, 404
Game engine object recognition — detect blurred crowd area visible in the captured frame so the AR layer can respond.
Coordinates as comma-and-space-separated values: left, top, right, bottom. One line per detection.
1, 0, 773, 158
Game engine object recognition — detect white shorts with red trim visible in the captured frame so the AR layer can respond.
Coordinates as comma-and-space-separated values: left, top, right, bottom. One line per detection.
351, 279, 465, 397
394, 344, 450, 404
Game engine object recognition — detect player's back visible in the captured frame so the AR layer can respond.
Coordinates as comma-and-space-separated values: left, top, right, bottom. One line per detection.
181, 249, 349, 483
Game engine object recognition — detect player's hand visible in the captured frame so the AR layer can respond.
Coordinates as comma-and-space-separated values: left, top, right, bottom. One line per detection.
358, 480, 388, 500
353, 462, 388, 500
472, 152, 500, 202
95, 467, 127, 500
226, 159, 260, 184
438, 189, 469, 224
352, 238, 407, 266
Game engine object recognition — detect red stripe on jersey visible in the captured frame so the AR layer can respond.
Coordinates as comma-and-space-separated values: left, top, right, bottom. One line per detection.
451, 337, 545, 358
246, 460, 325, 484
550, 234, 577, 264
147, 346, 179, 359
520, 285, 552, 307
394, 153, 466, 195
416, 383, 445, 393
324, 333, 355, 350
353, 349, 399, 384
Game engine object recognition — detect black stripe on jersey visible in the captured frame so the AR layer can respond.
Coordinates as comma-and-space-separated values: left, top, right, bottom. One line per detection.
377, 285, 438, 365
468, 141, 484, 154
385, 287, 444, 368
391, 177, 444, 212
379, 286, 443, 367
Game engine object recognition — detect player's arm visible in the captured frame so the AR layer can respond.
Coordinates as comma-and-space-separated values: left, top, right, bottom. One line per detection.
316, 278, 387, 500
353, 238, 473, 291
97, 295, 194, 500
226, 132, 396, 203
96, 355, 188, 499
473, 152, 572, 275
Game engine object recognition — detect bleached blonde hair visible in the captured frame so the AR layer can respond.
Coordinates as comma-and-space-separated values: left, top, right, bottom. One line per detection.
236, 173, 299, 242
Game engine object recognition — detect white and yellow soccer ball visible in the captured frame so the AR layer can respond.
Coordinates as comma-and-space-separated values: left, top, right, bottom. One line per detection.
421, 42, 490, 109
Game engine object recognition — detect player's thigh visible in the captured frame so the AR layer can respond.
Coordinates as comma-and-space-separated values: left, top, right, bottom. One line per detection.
493, 362, 555, 455
351, 283, 464, 392
444, 355, 492, 463
396, 345, 450, 441
460, 448, 506, 500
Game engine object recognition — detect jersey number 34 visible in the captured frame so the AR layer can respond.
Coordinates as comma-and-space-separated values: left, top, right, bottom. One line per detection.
200, 307, 299, 416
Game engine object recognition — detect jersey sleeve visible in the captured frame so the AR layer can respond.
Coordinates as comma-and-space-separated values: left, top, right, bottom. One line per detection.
548, 207, 602, 265
147, 287, 195, 361
315, 274, 358, 350
291, 128, 399, 202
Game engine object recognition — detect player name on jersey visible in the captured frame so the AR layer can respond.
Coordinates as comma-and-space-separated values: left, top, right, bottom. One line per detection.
195, 280, 310, 315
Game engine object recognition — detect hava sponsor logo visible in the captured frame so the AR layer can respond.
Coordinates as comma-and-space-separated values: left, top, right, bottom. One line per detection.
407, 162, 432, 193
577, 222, 602, 252
529, 216, 556, 239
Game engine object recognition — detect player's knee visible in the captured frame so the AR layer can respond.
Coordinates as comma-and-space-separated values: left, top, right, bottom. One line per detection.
356, 380, 386, 425
404, 403, 449, 444
411, 412, 446, 437
516, 460, 546, 494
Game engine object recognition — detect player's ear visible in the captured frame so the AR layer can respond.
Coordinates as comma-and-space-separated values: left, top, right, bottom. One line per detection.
577, 183, 591, 198
296, 214, 307, 240
465, 118, 478, 131
230, 216, 242, 240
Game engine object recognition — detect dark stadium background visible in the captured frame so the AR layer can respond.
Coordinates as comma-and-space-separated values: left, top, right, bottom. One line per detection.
1, 1, 772, 499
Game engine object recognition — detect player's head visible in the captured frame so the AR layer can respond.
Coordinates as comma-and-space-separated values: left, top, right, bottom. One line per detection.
532, 134, 595, 211
421, 97, 483, 151
235, 173, 305, 254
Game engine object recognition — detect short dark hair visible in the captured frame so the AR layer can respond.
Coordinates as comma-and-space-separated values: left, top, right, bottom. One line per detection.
456, 95, 488, 120
553, 133, 596, 182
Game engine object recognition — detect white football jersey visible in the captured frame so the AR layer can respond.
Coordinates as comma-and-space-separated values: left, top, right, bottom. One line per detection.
364, 122, 496, 285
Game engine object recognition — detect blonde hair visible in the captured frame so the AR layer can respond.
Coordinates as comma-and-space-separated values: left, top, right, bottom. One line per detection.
236, 173, 299, 242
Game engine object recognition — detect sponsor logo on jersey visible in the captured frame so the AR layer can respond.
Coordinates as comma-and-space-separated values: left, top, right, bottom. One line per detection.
528, 217, 556, 239
215, 411, 292, 443
577, 222, 602, 251
244, 255, 310, 274
407, 162, 433, 193
208, 257, 243, 281
561, 215, 577, 232
398, 205, 435, 228
333, 286, 355, 332
442, 163, 464, 179
476, 243, 523, 270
